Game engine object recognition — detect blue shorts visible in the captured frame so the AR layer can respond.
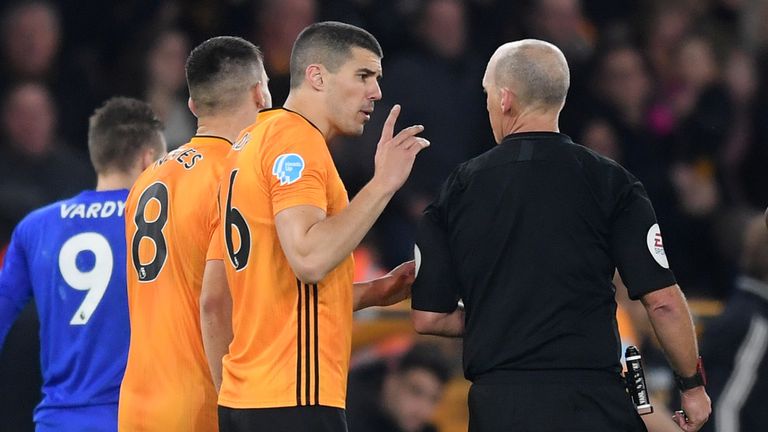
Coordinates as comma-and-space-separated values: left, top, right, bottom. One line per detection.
35, 404, 118, 432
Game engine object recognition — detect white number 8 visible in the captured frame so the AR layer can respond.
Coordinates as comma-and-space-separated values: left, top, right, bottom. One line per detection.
58, 232, 113, 325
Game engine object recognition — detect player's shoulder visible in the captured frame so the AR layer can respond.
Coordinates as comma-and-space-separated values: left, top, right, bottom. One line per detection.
260, 108, 323, 142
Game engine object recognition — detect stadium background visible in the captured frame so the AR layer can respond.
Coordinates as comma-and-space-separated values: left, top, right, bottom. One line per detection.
1, 0, 766, 430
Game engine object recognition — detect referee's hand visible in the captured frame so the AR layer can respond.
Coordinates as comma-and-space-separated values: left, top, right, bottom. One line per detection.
673, 386, 711, 431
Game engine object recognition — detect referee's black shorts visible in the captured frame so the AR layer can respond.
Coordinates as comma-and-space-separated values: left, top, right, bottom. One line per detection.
468, 369, 648, 432
218, 405, 347, 432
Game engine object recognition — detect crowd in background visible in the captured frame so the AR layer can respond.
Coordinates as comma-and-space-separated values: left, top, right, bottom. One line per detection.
1, 0, 767, 431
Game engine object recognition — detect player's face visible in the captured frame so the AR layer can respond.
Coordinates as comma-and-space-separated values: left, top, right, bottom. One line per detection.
324, 47, 383, 137
482, 66, 503, 144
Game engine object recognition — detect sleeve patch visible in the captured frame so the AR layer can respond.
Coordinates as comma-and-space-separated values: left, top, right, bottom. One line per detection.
272, 153, 305, 185
646, 223, 669, 269
414, 244, 422, 278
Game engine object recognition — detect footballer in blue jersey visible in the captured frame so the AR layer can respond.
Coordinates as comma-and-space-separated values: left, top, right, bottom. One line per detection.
0, 97, 166, 432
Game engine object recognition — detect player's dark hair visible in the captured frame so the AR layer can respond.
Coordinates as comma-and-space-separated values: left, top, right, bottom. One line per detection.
185, 36, 264, 114
394, 343, 452, 384
88, 97, 164, 174
289, 21, 383, 89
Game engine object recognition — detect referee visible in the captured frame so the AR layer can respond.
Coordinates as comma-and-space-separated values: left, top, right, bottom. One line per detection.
410, 40, 711, 432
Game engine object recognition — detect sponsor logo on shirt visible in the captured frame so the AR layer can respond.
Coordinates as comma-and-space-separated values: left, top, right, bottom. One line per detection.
646, 223, 669, 269
272, 153, 305, 185
414, 244, 422, 278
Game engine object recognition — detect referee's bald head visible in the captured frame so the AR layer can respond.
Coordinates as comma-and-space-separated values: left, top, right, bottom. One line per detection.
486, 39, 570, 111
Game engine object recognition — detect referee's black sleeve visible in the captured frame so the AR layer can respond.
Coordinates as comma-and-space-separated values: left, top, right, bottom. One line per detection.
412, 207, 460, 313
611, 179, 677, 300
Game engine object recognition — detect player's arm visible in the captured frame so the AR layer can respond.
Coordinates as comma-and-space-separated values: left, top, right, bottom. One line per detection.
353, 261, 414, 311
275, 105, 429, 284
641, 285, 710, 431
200, 259, 232, 393
0, 226, 34, 349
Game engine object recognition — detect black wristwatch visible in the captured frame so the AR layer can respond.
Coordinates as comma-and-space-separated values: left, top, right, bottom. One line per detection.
674, 357, 707, 391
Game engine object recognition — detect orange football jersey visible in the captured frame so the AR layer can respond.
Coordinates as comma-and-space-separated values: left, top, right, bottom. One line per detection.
119, 136, 232, 431
217, 108, 354, 409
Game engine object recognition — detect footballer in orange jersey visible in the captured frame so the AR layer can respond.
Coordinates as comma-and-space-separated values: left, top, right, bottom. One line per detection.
119, 36, 270, 431
203, 22, 428, 432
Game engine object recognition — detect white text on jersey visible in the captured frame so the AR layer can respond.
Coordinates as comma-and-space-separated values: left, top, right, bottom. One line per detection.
60, 201, 126, 219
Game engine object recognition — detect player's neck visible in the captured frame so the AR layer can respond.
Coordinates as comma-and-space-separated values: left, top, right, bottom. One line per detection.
196, 113, 253, 143
95, 172, 135, 191
283, 93, 335, 141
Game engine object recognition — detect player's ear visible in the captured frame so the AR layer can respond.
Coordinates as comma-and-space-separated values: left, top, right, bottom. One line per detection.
139, 136, 166, 170
188, 97, 199, 118
306, 64, 324, 91
252, 82, 267, 110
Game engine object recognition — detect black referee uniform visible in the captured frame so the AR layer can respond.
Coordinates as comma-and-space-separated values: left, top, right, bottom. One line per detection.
413, 132, 677, 432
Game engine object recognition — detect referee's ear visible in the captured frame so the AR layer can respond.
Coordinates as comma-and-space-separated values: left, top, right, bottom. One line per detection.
499, 87, 515, 114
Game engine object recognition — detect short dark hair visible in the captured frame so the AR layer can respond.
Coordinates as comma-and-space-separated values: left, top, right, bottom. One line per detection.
289, 21, 383, 89
394, 342, 452, 384
88, 97, 163, 174
185, 36, 264, 114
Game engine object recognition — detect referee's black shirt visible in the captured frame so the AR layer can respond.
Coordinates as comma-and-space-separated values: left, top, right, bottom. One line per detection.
412, 132, 676, 381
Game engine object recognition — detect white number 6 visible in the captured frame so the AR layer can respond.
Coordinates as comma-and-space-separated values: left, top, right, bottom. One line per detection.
58, 232, 113, 325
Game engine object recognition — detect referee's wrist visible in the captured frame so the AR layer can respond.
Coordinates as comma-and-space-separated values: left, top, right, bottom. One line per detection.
674, 357, 707, 392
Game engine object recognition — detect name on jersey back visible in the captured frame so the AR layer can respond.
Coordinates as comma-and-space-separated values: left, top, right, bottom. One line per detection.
60, 200, 126, 219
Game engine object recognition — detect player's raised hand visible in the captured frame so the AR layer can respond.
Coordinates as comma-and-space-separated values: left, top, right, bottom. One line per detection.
372, 104, 430, 194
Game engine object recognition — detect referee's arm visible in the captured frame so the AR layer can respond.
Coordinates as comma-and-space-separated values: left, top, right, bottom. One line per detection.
412, 306, 464, 337
641, 284, 710, 432
410, 202, 464, 337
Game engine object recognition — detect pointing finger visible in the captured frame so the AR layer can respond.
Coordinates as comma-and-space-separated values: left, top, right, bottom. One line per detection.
381, 104, 401, 142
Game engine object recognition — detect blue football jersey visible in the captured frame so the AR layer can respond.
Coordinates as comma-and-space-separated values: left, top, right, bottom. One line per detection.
0, 189, 130, 419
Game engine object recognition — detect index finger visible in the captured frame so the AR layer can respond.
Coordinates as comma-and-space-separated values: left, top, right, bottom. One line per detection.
381, 104, 401, 141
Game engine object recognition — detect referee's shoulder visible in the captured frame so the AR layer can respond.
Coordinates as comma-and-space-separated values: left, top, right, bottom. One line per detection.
567, 139, 634, 179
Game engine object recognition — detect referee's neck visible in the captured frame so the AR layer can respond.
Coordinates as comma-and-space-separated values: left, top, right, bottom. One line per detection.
502, 112, 560, 138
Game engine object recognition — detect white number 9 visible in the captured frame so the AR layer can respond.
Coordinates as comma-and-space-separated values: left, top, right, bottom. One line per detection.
58, 232, 113, 325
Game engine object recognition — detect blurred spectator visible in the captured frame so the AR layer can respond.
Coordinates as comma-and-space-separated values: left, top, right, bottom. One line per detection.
0, 1, 60, 81
643, 2, 693, 96
347, 342, 452, 432
701, 215, 768, 432
0, 82, 93, 238
526, 0, 594, 69
580, 117, 622, 162
664, 33, 735, 298
254, 0, 318, 106
0, 1, 99, 153
144, 29, 195, 149
588, 43, 662, 185
720, 47, 768, 208
670, 33, 731, 163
